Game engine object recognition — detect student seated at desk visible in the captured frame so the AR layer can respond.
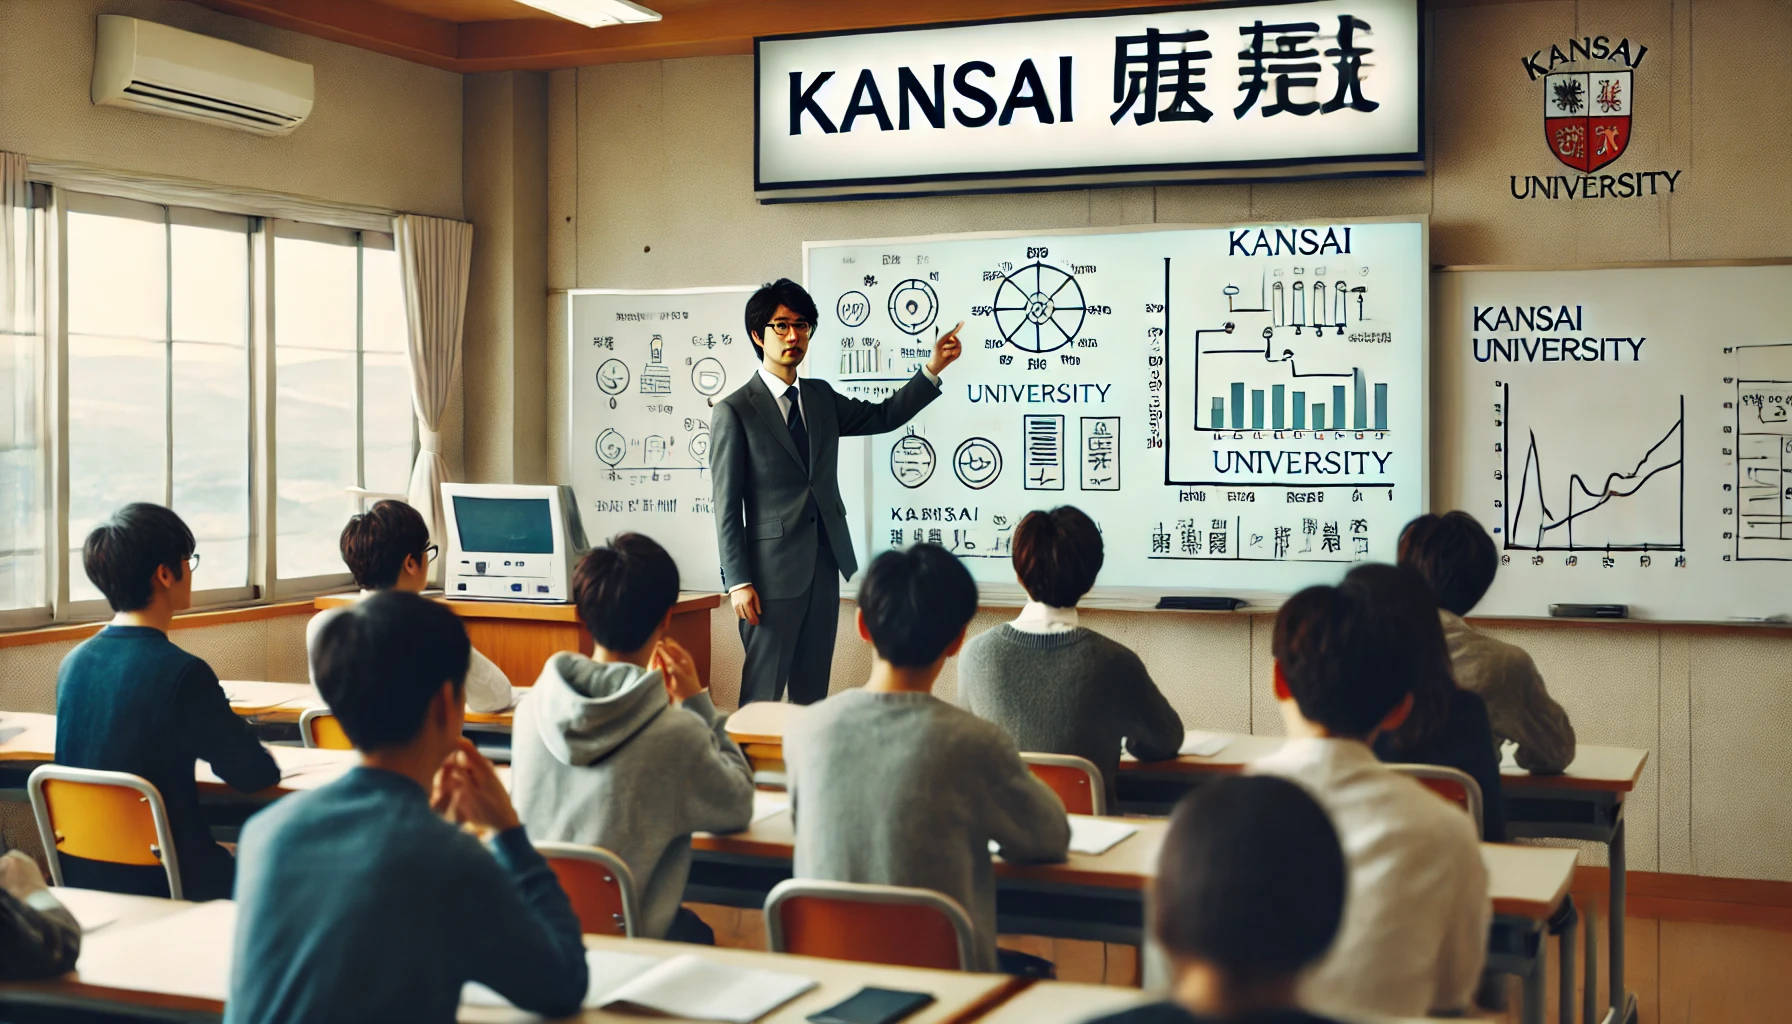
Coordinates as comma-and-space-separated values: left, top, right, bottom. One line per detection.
229, 592, 586, 1024
1086, 777, 1348, 1024
1399, 511, 1577, 773
958, 505, 1184, 807
306, 500, 513, 714
1251, 566, 1490, 1019
511, 533, 754, 944
784, 543, 1071, 976
0, 850, 80, 980
55, 503, 279, 901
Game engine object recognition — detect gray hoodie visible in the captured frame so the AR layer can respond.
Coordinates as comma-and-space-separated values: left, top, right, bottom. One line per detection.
510, 653, 755, 940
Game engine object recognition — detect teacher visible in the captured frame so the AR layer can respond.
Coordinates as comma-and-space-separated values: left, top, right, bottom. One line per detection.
711, 278, 962, 706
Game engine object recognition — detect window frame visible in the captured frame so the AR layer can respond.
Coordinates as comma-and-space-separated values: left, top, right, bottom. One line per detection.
0, 183, 51, 630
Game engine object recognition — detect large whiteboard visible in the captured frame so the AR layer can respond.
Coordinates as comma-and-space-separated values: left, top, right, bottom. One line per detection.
805, 219, 1428, 604
1436, 265, 1792, 621
566, 288, 759, 591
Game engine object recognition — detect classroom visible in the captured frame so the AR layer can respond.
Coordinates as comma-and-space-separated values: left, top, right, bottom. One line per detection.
0, 0, 1787, 1021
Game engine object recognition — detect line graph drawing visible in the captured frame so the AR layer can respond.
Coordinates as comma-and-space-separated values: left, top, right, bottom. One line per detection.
1502, 383, 1684, 552
1734, 342, 1792, 560
993, 262, 1086, 354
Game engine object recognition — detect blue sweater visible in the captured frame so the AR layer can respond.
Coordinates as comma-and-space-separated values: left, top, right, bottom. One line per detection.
227, 768, 588, 1024
55, 625, 280, 900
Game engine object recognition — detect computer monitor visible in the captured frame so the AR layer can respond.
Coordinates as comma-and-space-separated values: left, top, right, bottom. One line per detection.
440, 483, 589, 602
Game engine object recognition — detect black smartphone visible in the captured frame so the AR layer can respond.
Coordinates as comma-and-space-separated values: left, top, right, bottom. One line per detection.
805, 986, 936, 1024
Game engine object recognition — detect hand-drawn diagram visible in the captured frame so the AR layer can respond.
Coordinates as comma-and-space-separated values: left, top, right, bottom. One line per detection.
1734, 343, 1792, 560
640, 336, 673, 395
691, 357, 726, 398
595, 428, 627, 467
836, 291, 871, 328
840, 339, 882, 375
596, 358, 630, 396
1081, 417, 1120, 490
890, 432, 936, 488
994, 262, 1085, 354
688, 432, 710, 465
953, 437, 1002, 490
1023, 414, 1065, 490
1230, 267, 1373, 337
888, 279, 939, 335
643, 435, 670, 465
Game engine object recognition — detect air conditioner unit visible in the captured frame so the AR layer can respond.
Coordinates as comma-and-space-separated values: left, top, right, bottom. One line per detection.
92, 15, 314, 137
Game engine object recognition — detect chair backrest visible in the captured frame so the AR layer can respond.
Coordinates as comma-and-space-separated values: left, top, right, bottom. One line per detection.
1387, 763, 1485, 836
299, 708, 353, 750
764, 879, 977, 972
1020, 752, 1107, 817
535, 841, 638, 937
28, 765, 183, 900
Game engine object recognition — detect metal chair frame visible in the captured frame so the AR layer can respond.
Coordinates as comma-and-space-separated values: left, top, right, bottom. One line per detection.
298, 707, 344, 749
28, 765, 185, 900
534, 840, 640, 938
764, 878, 979, 972
1387, 762, 1485, 837
1020, 751, 1108, 817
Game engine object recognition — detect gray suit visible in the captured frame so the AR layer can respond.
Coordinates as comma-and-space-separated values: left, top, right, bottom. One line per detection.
711, 369, 941, 704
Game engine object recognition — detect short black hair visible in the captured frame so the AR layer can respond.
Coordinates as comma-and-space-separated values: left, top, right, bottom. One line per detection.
313, 591, 470, 752
1272, 565, 1422, 739
572, 533, 680, 653
339, 500, 430, 590
1346, 563, 1457, 754
82, 503, 195, 612
1398, 511, 1499, 616
858, 544, 978, 668
1011, 506, 1103, 608
1154, 775, 1345, 985
744, 278, 819, 359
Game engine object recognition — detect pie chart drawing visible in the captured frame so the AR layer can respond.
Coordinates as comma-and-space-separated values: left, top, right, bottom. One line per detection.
595, 359, 630, 396
890, 433, 935, 488
595, 428, 626, 467
888, 279, 939, 336
691, 357, 726, 397
953, 438, 1002, 490
992, 263, 1085, 354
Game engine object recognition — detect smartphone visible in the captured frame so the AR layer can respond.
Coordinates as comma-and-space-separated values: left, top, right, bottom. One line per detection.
805, 986, 936, 1024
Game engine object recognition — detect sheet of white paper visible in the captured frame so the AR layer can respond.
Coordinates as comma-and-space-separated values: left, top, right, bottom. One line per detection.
751, 792, 789, 823
1068, 816, 1140, 856
272, 747, 358, 777
1179, 731, 1231, 757
0, 726, 25, 745
1500, 740, 1520, 770
605, 953, 817, 1023
462, 948, 663, 1010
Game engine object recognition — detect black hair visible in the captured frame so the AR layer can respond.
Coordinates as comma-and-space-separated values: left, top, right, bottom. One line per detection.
313, 591, 470, 752
1011, 506, 1103, 608
1272, 564, 1423, 739
744, 279, 820, 359
1345, 563, 1457, 754
572, 533, 680, 653
1154, 775, 1346, 986
858, 544, 978, 668
1398, 511, 1499, 616
82, 503, 195, 612
339, 500, 430, 591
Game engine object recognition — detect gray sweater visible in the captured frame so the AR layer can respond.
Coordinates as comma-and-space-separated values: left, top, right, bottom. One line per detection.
784, 689, 1071, 972
958, 625, 1185, 807
510, 654, 756, 940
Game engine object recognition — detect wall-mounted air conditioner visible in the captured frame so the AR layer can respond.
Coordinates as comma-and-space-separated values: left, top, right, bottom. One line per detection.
92, 15, 314, 137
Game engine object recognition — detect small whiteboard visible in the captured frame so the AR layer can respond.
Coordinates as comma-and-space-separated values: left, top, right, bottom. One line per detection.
565, 288, 759, 591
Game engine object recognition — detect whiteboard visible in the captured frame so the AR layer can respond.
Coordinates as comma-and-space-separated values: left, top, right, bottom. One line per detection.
565, 288, 759, 591
804, 219, 1428, 605
1436, 265, 1792, 621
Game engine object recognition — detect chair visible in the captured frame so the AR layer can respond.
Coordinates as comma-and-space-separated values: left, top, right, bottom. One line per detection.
28, 765, 183, 900
534, 841, 638, 937
1387, 763, 1484, 837
299, 708, 353, 750
764, 879, 977, 971
1020, 752, 1106, 816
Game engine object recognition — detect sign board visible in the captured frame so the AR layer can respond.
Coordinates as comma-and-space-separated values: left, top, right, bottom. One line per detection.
756, 0, 1422, 202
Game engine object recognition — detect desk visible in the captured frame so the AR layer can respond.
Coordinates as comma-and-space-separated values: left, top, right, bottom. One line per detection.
222, 680, 516, 731
314, 592, 721, 689
972, 981, 1144, 1023
1485, 845, 1579, 1024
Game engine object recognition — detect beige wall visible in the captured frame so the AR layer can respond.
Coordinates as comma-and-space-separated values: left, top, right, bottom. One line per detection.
549, 0, 1792, 884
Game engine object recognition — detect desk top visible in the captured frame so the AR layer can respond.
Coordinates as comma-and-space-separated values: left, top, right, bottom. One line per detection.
314, 591, 721, 623
0, 711, 58, 763
1483, 844, 1578, 920
221, 680, 515, 728
973, 981, 1144, 1024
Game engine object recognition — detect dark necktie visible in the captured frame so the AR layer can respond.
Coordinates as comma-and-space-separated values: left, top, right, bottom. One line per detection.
784, 385, 810, 469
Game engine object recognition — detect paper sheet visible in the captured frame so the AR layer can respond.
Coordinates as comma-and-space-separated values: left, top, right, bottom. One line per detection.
750, 792, 789, 823
1179, 731, 1231, 757
462, 948, 662, 1009
463, 950, 816, 1023
1067, 816, 1139, 855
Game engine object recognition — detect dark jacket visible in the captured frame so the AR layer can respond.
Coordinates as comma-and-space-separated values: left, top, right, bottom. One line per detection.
1376, 687, 1507, 842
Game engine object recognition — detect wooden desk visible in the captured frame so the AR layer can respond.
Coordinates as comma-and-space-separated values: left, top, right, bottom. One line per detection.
972, 980, 1143, 1024
1483, 845, 1579, 1024
315, 592, 721, 689
222, 680, 515, 730
0, 712, 58, 763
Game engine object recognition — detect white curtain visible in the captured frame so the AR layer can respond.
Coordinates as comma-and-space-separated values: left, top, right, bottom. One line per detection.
395, 214, 474, 548
0, 152, 27, 334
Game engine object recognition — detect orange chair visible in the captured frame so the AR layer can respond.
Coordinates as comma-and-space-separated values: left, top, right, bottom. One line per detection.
1020, 752, 1106, 816
28, 765, 183, 900
534, 841, 638, 937
764, 879, 977, 971
299, 708, 353, 750
1387, 763, 1484, 836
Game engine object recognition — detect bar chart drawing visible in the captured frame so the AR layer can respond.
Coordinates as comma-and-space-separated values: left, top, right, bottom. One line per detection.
1734, 343, 1792, 560
1200, 328, 1392, 433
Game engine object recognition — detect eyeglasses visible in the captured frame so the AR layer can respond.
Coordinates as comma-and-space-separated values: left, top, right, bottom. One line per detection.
765, 320, 814, 338
186, 552, 201, 572
424, 544, 439, 563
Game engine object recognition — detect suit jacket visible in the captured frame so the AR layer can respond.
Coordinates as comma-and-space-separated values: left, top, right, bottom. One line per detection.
711, 369, 940, 599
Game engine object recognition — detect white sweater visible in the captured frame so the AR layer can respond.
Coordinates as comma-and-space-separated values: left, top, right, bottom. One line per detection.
305, 597, 514, 714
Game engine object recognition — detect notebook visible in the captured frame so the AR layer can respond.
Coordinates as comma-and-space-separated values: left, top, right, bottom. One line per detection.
1179, 731, 1232, 757
463, 950, 818, 1023
990, 816, 1138, 857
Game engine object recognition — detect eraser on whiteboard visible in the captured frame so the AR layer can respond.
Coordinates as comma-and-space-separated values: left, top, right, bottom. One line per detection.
1548, 603, 1629, 619
1157, 596, 1246, 611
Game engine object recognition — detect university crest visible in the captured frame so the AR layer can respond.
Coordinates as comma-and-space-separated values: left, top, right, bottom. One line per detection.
1544, 69, 1631, 172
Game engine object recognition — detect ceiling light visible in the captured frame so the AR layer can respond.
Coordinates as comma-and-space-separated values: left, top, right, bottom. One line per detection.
514, 0, 661, 27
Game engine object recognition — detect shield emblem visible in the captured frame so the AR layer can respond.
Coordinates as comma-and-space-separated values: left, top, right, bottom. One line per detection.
1544, 70, 1631, 172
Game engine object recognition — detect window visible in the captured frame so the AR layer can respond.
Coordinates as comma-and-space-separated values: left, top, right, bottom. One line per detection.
0, 186, 43, 615
273, 223, 413, 583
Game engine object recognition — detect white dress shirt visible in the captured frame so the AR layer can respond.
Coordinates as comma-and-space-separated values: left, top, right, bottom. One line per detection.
1009, 600, 1080, 635
1250, 737, 1489, 1018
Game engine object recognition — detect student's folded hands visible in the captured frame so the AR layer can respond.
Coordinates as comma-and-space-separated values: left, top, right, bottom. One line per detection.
651, 637, 706, 702
431, 737, 521, 836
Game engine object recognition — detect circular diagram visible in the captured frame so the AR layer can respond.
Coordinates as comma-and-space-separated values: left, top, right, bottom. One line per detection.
889, 434, 936, 489
836, 291, 871, 328
992, 263, 1086, 354
690, 357, 726, 397
688, 432, 710, 465
595, 358, 630, 396
888, 279, 939, 336
595, 428, 626, 467
953, 437, 1002, 490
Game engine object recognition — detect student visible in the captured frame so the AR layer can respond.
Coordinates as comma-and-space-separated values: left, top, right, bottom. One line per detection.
1086, 776, 1348, 1024
55, 503, 279, 900
1251, 567, 1489, 1019
511, 533, 755, 944
1399, 511, 1577, 773
0, 850, 80, 980
959, 505, 1183, 806
1361, 564, 1507, 841
228, 591, 587, 1024
783, 543, 1070, 975
306, 500, 513, 714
